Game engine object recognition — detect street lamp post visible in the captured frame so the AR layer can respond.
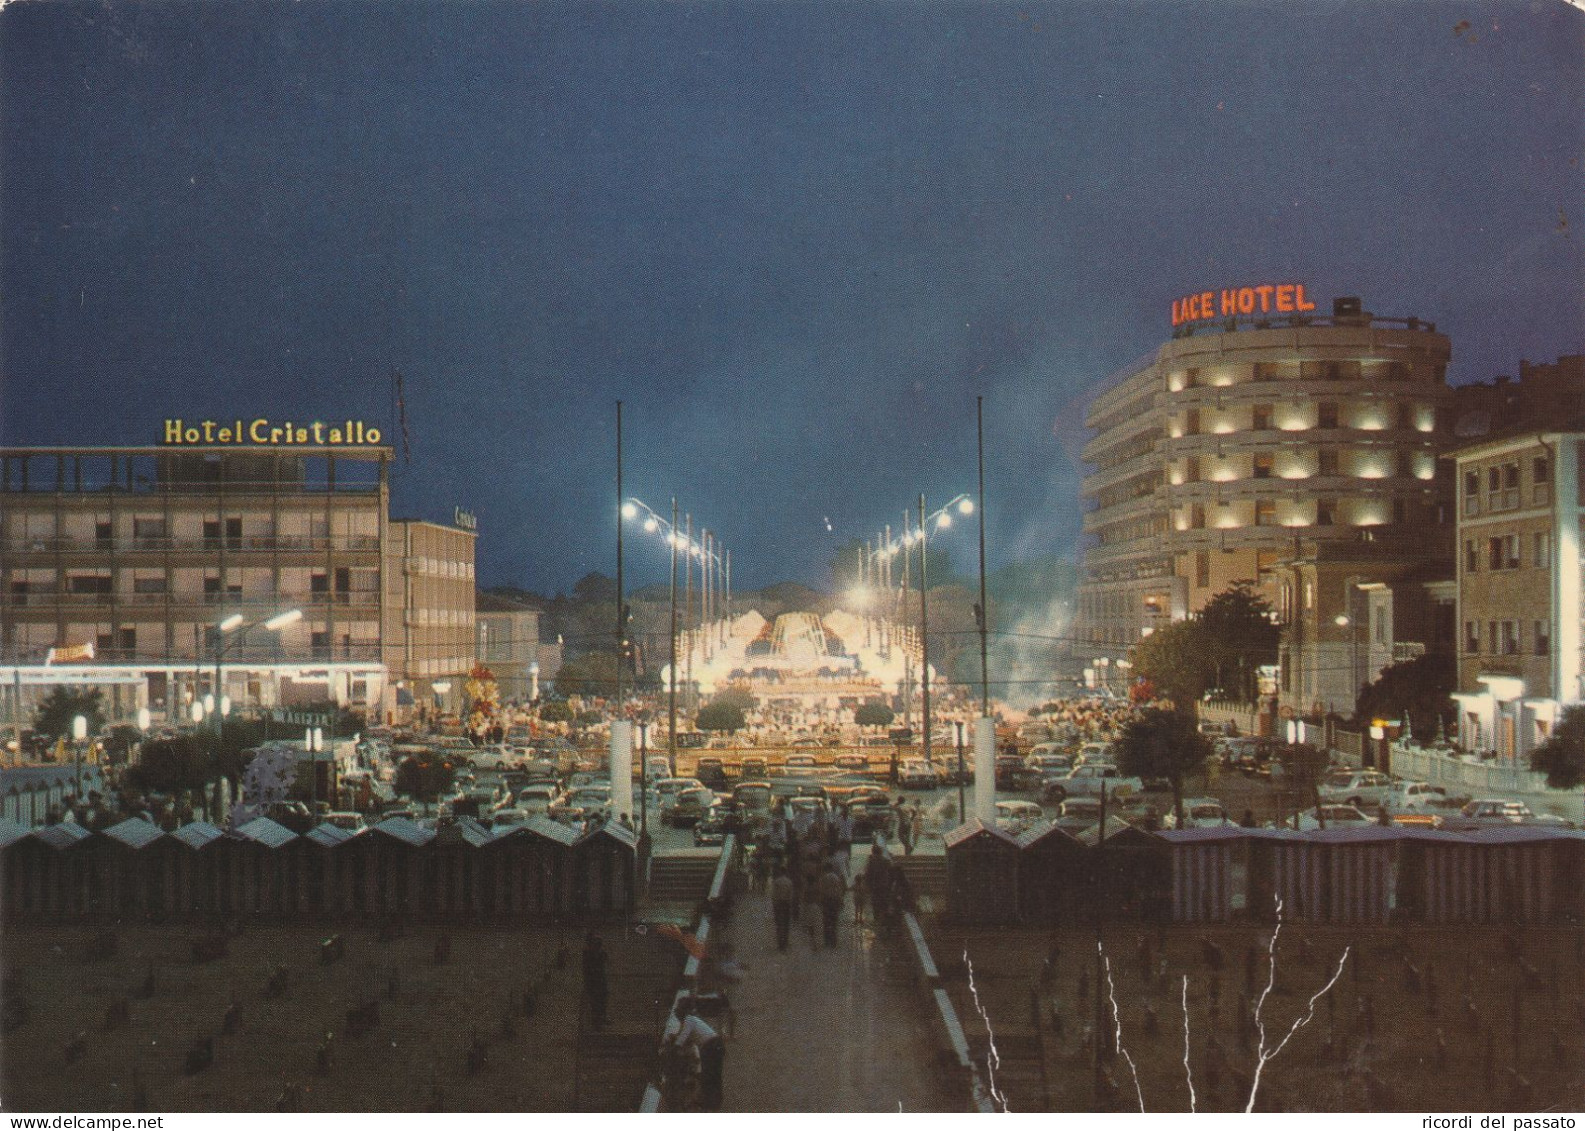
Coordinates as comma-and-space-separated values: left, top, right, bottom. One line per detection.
918, 495, 932, 769
954, 719, 966, 823
211, 608, 303, 745
638, 719, 650, 836
71, 714, 88, 806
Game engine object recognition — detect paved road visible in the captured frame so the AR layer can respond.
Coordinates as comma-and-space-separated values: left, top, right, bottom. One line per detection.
718, 885, 957, 1112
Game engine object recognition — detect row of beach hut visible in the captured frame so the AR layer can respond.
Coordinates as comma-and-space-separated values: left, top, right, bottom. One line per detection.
943, 819, 1585, 926
0, 814, 636, 923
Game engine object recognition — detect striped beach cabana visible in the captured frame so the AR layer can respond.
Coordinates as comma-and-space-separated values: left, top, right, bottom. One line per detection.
298, 823, 362, 916
226, 818, 300, 916
1158, 827, 1248, 923
1307, 826, 1403, 924
361, 817, 437, 917
573, 820, 637, 919
1016, 820, 1087, 926
168, 821, 227, 916
944, 819, 1023, 924
1078, 819, 1171, 922
100, 817, 171, 917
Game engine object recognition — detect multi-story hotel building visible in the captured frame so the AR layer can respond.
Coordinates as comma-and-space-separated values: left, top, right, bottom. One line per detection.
1450, 425, 1584, 761
1077, 291, 1455, 713
1, 435, 479, 728
383, 518, 477, 718
1, 443, 390, 722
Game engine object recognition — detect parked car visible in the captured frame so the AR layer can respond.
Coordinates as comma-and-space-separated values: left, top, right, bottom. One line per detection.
1319, 770, 1395, 809
784, 753, 819, 769
694, 757, 729, 791
322, 811, 367, 832
509, 782, 560, 817
1438, 798, 1574, 830
1045, 763, 1142, 803
654, 777, 705, 805
548, 785, 612, 824
996, 755, 1027, 791
693, 802, 730, 846
1290, 804, 1374, 830
898, 759, 940, 790
663, 787, 717, 828
738, 758, 768, 780
1160, 798, 1232, 829
995, 800, 1045, 834
1383, 781, 1446, 813
833, 754, 872, 775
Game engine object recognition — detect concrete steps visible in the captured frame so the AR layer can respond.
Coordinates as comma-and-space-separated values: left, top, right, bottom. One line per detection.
646, 852, 721, 906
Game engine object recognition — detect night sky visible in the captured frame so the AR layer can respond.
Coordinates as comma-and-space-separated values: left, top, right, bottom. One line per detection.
3, 0, 1581, 594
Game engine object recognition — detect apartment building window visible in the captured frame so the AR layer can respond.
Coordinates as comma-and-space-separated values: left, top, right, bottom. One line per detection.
1464, 540, 1479, 573
118, 627, 136, 656
1185, 409, 1200, 435
1251, 404, 1272, 431
1490, 463, 1520, 510
95, 521, 113, 550
1316, 500, 1335, 526
1463, 470, 1480, 516
1488, 621, 1499, 653
1195, 551, 1210, 589
204, 520, 221, 550
1190, 504, 1205, 529
225, 517, 243, 550
1465, 621, 1480, 654
203, 575, 222, 603
132, 576, 167, 596
1534, 532, 1551, 570
1534, 620, 1551, 656
1501, 621, 1519, 655
132, 517, 166, 549
1317, 403, 1338, 429
1255, 499, 1276, 526
1253, 362, 1280, 381
1533, 457, 1551, 505
1489, 536, 1519, 570
1185, 456, 1200, 483
1318, 450, 1339, 476
1253, 452, 1274, 479
68, 574, 112, 595
310, 571, 329, 596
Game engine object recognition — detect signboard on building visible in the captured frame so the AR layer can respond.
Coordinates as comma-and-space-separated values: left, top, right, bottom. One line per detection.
453, 507, 478, 531
162, 419, 383, 446
1171, 283, 1317, 327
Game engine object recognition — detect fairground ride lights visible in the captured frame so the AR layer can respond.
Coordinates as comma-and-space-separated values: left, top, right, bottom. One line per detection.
162, 419, 382, 445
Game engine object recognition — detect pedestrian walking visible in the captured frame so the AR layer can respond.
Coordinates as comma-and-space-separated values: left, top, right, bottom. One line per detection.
896, 797, 914, 855
852, 869, 869, 926
770, 868, 794, 951
581, 933, 608, 1030
818, 864, 846, 947
908, 802, 923, 855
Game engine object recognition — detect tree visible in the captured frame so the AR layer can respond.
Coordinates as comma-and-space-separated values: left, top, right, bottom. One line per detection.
395, 755, 456, 809
1112, 707, 1212, 828
1130, 620, 1215, 708
538, 700, 572, 725
696, 701, 746, 734
713, 686, 758, 713
1197, 581, 1279, 702
554, 652, 620, 698
1353, 653, 1454, 742
1531, 704, 1585, 790
854, 701, 895, 729
33, 687, 106, 741
125, 735, 211, 796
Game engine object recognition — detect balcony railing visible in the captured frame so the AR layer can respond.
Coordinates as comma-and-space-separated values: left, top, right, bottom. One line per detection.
2, 535, 382, 555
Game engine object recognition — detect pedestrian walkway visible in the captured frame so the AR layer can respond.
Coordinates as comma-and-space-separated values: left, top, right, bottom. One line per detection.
719, 884, 957, 1112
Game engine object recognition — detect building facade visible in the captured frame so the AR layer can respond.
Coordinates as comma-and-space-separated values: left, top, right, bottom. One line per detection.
475, 591, 559, 703
1077, 292, 1456, 712
0, 444, 390, 722
383, 519, 477, 718
1450, 429, 1584, 761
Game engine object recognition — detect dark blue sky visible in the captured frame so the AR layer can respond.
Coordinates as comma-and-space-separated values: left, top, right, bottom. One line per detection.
3, 0, 1581, 593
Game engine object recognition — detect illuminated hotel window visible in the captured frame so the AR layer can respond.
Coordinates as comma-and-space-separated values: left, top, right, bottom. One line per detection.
1253, 453, 1274, 479
1316, 501, 1335, 526
1255, 499, 1276, 526
1185, 456, 1200, 483
1317, 403, 1338, 429
1252, 404, 1272, 431
1185, 409, 1200, 435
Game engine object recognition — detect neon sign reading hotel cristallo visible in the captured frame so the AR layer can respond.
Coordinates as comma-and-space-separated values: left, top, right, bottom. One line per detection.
1171, 283, 1317, 327
162, 419, 383, 446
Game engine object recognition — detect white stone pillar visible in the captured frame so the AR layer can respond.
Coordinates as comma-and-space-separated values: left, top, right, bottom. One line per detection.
609, 720, 634, 822
973, 715, 996, 824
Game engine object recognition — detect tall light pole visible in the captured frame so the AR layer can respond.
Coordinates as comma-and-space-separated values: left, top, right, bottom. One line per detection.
669, 499, 679, 776
977, 395, 991, 719
615, 400, 625, 714
919, 494, 932, 769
